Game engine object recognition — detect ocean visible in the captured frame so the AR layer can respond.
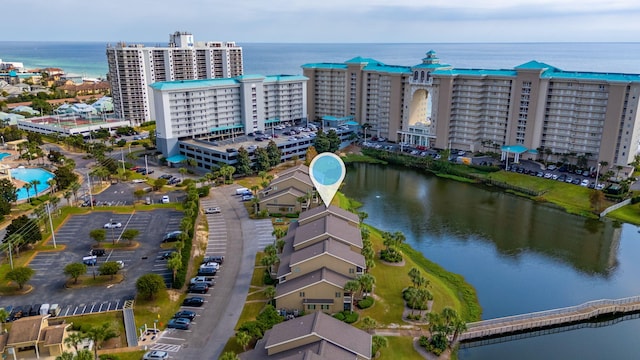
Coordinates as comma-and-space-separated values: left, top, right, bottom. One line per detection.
1, 42, 640, 79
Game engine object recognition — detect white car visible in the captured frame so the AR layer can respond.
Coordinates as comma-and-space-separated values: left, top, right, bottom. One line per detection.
103, 222, 122, 229
143, 351, 168, 360
580, 179, 590, 187
162, 195, 170, 204
205, 207, 221, 214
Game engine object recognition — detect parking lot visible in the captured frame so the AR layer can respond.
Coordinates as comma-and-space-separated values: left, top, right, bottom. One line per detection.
0, 209, 184, 318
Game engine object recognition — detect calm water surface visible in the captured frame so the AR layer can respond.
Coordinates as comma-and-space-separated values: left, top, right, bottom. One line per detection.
341, 163, 640, 359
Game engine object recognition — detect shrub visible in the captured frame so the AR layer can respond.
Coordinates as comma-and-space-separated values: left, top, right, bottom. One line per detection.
285, 213, 299, 218
357, 296, 374, 309
380, 248, 403, 262
197, 186, 210, 197
263, 269, 276, 285
631, 196, 640, 204
269, 213, 283, 218
333, 312, 346, 321
344, 311, 359, 323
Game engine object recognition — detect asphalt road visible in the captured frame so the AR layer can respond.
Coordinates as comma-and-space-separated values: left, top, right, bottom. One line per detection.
151, 185, 273, 360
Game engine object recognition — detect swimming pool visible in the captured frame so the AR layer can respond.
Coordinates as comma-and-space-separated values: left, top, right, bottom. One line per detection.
0, 152, 10, 161
11, 168, 55, 200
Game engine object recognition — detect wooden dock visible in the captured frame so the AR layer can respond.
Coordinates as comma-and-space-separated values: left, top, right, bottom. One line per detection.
459, 295, 640, 342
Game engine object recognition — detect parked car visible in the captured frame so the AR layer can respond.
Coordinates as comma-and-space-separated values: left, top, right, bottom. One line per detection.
241, 194, 254, 201
161, 195, 170, 204
82, 256, 97, 266
197, 267, 217, 276
173, 310, 197, 321
103, 221, 122, 229
143, 351, 169, 360
190, 276, 215, 287
167, 317, 191, 330
580, 179, 590, 187
161, 251, 176, 260
188, 283, 209, 294
182, 297, 205, 307
202, 255, 224, 264
90, 248, 106, 257
162, 231, 183, 243
204, 207, 221, 214
200, 262, 220, 271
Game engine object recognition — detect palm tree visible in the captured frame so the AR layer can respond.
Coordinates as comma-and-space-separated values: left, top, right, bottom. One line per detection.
70, 182, 81, 204
85, 323, 114, 360
219, 352, 240, 360
235, 331, 251, 352
47, 178, 57, 194
64, 191, 73, 206
357, 273, 376, 297
30, 179, 41, 197
179, 167, 187, 181
23, 183, 32, 202
167, 255, 182, 284
361, 316, 378, 333
371, 335, 388, 356
343, 280, 361, 311
264, 286, 276, 304
64, 332, 88, 353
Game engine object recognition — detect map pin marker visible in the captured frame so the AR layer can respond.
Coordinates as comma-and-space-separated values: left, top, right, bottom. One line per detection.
309, 152, 346, 208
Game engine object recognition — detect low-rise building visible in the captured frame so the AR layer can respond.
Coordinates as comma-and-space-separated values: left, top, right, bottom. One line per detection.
0, 314, 71, 359
240, 311, 372, 360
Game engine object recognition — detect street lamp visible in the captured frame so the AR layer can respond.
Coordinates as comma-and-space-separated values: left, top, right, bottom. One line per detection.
595, 162, 602, 190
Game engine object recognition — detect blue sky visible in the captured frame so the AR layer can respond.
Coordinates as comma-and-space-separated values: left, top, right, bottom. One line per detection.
11, 0, 640, 42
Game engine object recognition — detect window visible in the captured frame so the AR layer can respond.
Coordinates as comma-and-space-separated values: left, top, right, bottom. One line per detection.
321, 305, 330, 310
307, 304, 316, 310
299, 292, 305, 297
335, 292, 341, 298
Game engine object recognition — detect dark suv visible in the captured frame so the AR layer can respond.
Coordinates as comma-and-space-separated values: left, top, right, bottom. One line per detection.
90, 248, 106, 257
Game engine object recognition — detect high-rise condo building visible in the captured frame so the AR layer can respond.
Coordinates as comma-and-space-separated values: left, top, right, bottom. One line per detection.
107, 31, 243, 125
303, 51, 640, 167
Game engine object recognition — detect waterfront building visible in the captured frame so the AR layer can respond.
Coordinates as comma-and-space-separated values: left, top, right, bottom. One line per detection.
106, 31, 243, 125
149, 74, 346, 171
239, 311, 371, 360
16, 115, 129, 137
304, 51, 640, 167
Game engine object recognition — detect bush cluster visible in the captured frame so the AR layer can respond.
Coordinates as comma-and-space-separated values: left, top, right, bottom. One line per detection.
333, 311, 359, 323
380, 248, 403, 263
357, 296, 374, 309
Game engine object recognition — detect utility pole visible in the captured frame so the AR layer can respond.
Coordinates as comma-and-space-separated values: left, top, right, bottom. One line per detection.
87, 173, 94, 209
47, 203, 57, 248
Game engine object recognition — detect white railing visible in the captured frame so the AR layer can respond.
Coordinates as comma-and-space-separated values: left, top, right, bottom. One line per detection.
466, 295, 640, 329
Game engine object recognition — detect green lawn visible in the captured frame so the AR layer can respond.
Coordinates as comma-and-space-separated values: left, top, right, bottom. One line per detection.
378, 336, 426, 360
607, 202, 640, 225
485, 171, 610, 217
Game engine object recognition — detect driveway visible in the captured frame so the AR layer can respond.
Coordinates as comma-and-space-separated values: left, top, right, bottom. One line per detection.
151, 185, 273, 360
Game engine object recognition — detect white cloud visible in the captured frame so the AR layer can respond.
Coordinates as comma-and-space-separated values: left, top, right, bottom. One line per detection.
7, 0, 640, 42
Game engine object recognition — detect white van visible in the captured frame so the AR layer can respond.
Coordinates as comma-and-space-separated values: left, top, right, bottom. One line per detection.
40, 303, 50, 316
235, 187, 249, 196
49, 304, 61, 317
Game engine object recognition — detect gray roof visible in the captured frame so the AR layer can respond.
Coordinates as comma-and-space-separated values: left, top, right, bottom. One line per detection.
290, 238, 365, 269
265, 311, 371, 359
278, 164, 310, 177
276, 231, 296, 279
275, 267, 351, 298
270, 170, 314, 188
293, 215, 362, 250
298, 205, 359, 226
260, 186, 307, 203
241, 339, 356, 360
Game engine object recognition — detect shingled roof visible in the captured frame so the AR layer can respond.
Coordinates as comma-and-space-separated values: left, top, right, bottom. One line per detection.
293, 215, 362, 250
297, 205, 359, 226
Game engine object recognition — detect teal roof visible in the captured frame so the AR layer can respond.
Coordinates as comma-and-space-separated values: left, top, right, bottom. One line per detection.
301, 63, 348, 70
166, 154, 187, 163
515, 61, 558, 71
345, 56, 385, 66
236, 74, 265, 81
211, 124, 243, 131
501, 145, 528, 154
432, 69, 516, 77
264, 75, 308, 82
150, 78, 238, 90
363, 64, 411, 74
541, 69, 640, 83
413, 63, 450, 69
